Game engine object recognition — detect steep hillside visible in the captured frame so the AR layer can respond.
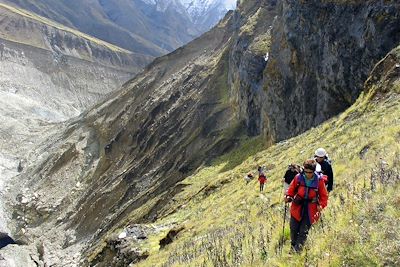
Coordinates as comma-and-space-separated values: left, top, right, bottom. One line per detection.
2, 0, 400, 266
0, 0, 235, 57
4, 8, 244, 266
128, 45, 400, 267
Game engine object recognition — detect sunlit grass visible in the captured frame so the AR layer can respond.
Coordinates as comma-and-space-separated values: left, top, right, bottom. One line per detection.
134, 81, 400, 266
87, 47, 400, 266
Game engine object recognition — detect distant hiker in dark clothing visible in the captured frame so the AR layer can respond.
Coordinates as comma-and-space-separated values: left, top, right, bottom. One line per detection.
17, 160, 23, 172
314, 148, 334, 192
258, 166, 267, 192
283, 163, 301, 194
258, 165, 264, 174
285, 159, 328, 252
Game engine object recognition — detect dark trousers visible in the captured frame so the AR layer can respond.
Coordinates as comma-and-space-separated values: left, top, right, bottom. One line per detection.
260, 183, 265, 191
290, 216, 311, 252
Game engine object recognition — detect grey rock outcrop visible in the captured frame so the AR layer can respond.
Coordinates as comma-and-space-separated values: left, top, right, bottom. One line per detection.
228, 0, 277, 138
0, 245, 39, 267
263, 0, 400, 140
227, 0, 400, 142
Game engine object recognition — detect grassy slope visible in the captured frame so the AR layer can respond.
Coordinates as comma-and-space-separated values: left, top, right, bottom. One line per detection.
104, 48, 400, 266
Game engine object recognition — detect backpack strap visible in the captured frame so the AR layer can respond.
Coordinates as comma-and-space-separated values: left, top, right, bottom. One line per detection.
296, 173, 320, 203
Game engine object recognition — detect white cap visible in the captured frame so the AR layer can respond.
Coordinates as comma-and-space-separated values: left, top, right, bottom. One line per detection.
315, 148, 327, 157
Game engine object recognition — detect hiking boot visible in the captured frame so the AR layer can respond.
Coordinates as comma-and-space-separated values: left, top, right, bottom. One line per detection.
289, 245, 300, 254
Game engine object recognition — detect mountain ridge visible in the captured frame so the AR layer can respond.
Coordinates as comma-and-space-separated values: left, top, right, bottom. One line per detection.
0, 0, 236, 57
0, 3, 131, 53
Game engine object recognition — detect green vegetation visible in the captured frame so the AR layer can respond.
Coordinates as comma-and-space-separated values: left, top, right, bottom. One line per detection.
129, 52, 400, 266
239, 8, 262, 36
209, 48, 231, 105
249, 32, 271, 56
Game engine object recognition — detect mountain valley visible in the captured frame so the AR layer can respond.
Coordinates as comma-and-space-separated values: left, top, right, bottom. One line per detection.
0, 0, 399, 266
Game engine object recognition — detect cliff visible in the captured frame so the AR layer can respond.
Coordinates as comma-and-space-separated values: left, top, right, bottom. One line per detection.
264, 0, 400, 139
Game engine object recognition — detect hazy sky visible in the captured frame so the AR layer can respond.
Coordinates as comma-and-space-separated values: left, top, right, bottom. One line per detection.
224, 0, 237, 9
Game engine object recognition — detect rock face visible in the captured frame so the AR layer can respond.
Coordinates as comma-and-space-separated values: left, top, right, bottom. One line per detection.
5, 0, 400, 266
227, 0, 400, 142
263, 0, 400, 140
228, 0, 277, 137
0, 245, 39, 267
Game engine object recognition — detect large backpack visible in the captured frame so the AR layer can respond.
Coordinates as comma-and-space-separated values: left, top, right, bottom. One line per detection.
293, 173, 320, 204
284, 164, 300, 184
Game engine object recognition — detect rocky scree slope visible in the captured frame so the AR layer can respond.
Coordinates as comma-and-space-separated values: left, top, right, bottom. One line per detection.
6, 0, 400, 266
0, 2, 147, 174
0, 3, 147, 250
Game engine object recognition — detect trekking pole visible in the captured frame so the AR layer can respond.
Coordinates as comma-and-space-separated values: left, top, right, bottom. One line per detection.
280, 202, 288, 254
319, 212, 325, 233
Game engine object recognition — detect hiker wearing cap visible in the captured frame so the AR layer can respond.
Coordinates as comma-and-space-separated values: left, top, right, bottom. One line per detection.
314, 148, 334, 192
283, 164, 301, 194
285, 159, 328, 252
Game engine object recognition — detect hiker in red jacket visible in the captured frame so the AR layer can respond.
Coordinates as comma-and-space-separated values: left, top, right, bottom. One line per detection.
285, 159, 328, 252
258, 166, 267, 192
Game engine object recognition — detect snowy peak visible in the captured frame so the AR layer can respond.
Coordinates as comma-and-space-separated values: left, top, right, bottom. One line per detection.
181, 0, 236, 18
181, 0, 236, 30
181, 0, 236, 14
140, 0, 185, 13
141, 0, 236, 13
140, 0, 236, 31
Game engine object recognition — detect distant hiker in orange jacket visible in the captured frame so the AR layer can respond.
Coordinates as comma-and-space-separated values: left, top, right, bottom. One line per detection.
258, 166, 267, 192
285, 159, 328, 252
